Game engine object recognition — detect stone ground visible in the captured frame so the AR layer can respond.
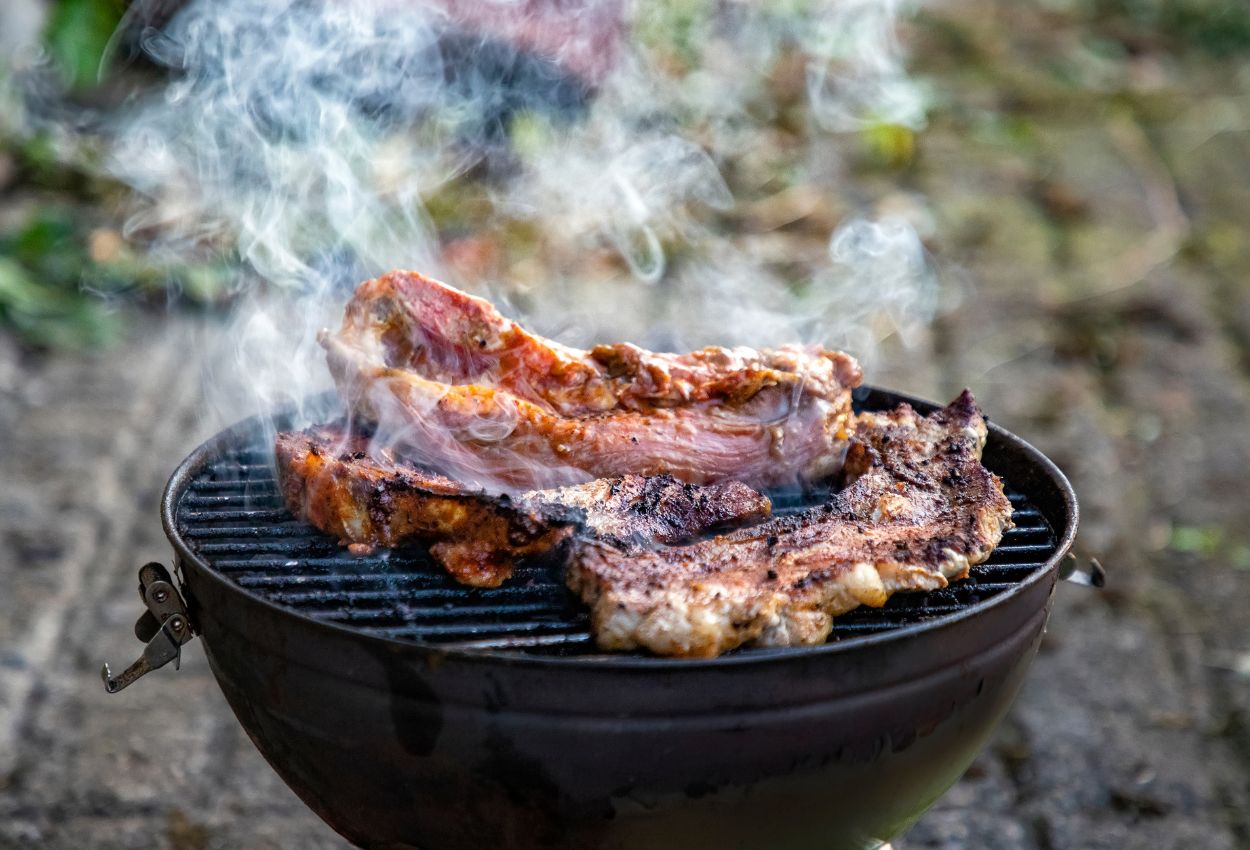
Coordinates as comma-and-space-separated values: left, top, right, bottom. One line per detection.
4, 2, 1250, 849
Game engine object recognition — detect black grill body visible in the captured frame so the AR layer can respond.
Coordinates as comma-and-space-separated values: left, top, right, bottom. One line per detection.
164, 388, 1078, 850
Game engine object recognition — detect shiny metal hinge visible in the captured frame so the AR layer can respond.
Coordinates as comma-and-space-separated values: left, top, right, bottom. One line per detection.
101, 562, 197, 693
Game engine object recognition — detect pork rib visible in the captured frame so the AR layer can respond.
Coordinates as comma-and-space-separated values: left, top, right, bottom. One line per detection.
275, 424, 772, 587
567, 391, 1014, 657
319, 271, 862, 491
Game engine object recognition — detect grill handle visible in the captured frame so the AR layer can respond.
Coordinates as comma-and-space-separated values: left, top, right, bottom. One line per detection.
101, 562, 198, 693
1059, 553, 1106, 588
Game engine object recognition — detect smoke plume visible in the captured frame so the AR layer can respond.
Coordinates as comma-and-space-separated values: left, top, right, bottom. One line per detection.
99, 0, 937, 482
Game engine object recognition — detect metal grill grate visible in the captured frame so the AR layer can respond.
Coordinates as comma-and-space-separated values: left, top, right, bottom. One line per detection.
177, 444, 1059, 657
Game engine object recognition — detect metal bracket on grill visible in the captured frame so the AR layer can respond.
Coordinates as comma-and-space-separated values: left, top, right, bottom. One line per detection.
1060, 554, 1106, 588
101, 562, 197, 694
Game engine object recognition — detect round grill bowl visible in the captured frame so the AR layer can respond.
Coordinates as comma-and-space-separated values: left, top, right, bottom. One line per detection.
163, 388, 1078, 850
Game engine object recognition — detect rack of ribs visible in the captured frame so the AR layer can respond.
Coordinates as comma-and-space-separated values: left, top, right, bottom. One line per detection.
319, 271, 862, 491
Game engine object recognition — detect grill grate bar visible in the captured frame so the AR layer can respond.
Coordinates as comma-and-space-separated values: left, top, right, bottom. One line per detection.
208, 463, 275, 474
193, 526, 1048, 559
197, 541, 343, 555
222, 567, 1045, 615
365, 620, 588, 639
211, 558, 560, 579
1004, 524, 1049, 535
269, 584, 557, 604
262, 587, 563, 607
188, 480, 279, 493
827, 621, 919, 634
183, 493, 283, 507
230, 569, 1052, 607
295, 601, 563, 624
214, 557, 392, 571
184, 525, 329, 539
970, 564, 1043, 578
990, 542, 1055, 554
234, 573, 556, 596
182, 508, 294, 523
178, 440, 1060, 657
438, 633, 596, 651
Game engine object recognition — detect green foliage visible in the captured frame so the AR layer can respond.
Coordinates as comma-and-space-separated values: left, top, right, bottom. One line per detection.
1167, 525, 1250, 570
13, 131, 99, 192
1160, 0, 1250, 56
0, 205, 230, 351
507, 111, 556, 163
44, 0, 127, 91
634, 0, 714, 71
1168, 524, 1224, 556
0, 210, 120, 349
860, 122, 917, 170
1090, 0, 1250, 58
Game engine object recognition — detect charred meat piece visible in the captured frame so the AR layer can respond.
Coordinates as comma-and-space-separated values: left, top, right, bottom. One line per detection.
275, 424, 772, 587
568, 391, 1014, 657
522, 475, 772, 549
319, 270, 862, 490
275, 426, 572, 587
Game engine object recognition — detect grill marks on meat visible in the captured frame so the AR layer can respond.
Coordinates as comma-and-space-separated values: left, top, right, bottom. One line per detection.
320, 271, 862, 490
275, 424, 772, 587
567, 391, 1013, 657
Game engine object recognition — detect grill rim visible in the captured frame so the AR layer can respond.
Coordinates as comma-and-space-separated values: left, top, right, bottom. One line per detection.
162, 386, 1078, 669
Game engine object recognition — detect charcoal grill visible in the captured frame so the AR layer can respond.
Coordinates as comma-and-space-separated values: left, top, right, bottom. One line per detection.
104, 387, 1079, 850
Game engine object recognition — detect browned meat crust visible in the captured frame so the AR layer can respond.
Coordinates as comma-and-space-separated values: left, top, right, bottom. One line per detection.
320, 271, 862, 490
523, 475, 772, 548
275, 425, 772, 587
274, 426, 572, 587
567, 391, 1014, 657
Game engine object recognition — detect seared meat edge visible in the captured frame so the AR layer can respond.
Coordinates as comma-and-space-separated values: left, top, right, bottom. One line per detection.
274, 423, 773, 587
567, 390, 1014, 657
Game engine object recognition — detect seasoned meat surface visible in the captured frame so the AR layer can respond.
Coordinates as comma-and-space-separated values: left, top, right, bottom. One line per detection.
523, 475, 772, 548
567, 391, 1014, 657
274, 425, 572, 587
275, 424, 772, 587
319, 270, 862, 491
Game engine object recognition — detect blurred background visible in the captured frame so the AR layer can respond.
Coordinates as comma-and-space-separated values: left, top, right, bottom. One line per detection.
1, 0, 1249, 847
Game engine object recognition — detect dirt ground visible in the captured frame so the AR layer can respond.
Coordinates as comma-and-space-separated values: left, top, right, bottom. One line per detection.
3, 1, 1250, 848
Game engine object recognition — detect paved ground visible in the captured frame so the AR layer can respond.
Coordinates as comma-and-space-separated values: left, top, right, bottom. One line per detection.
3, 2, 1250, 848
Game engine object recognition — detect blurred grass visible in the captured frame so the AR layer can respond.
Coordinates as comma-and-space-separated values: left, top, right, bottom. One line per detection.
44, 0, 126, 90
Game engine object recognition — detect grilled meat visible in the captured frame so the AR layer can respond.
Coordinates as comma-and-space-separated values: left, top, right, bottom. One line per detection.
275, 426, 570, 587
275, 424, 772, 587
523, 475, 772, 548
568, 391, 1014, 657
319, 271, 862, 491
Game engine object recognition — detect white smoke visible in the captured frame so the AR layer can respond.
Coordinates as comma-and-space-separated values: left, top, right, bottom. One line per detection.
804, 0, 929, 131
101, 0, 936, 431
